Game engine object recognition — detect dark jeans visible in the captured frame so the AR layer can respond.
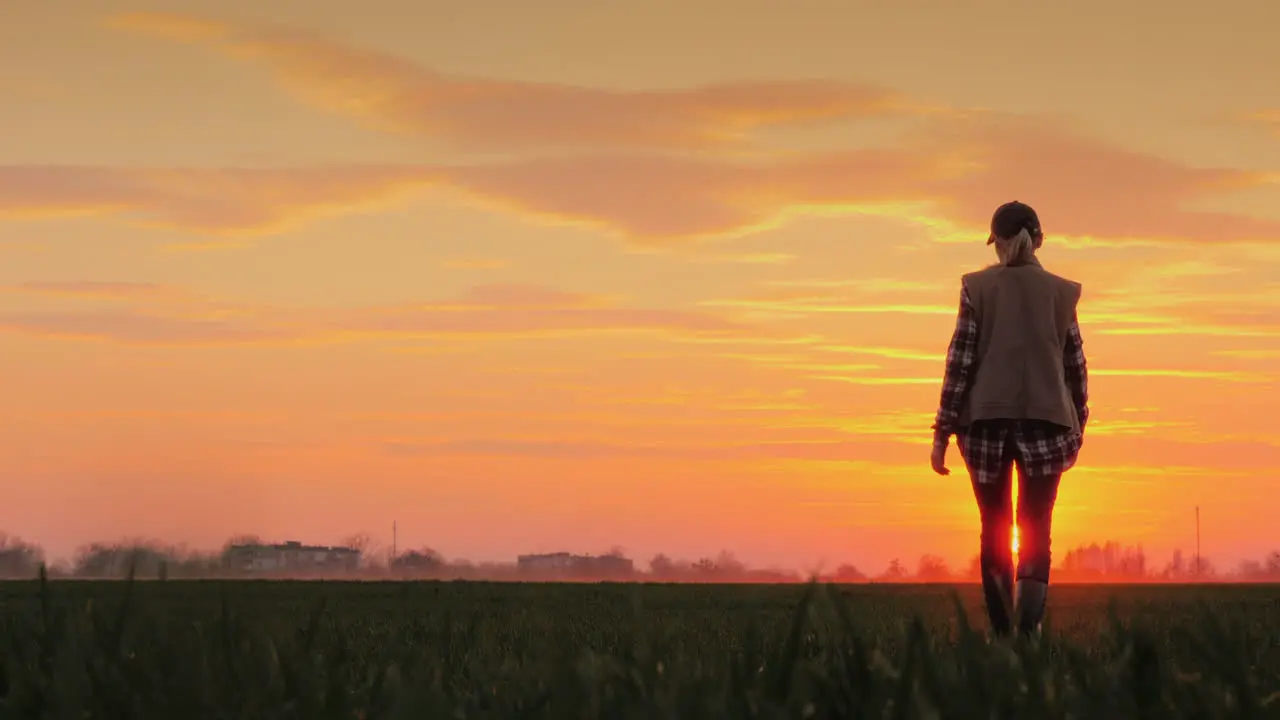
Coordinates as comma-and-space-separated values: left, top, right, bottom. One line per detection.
970, 424, 1062, 633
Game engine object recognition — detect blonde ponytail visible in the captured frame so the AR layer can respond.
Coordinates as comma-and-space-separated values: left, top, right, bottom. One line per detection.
995, 227, 1036, 267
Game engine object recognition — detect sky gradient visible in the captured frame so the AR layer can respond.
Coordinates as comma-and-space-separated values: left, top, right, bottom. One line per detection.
4, 0, 1280, 572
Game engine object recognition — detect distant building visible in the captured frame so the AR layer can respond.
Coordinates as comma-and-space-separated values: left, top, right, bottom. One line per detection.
223, 540, 360, 574
516, 552, 634, 578
516, 552, 577, 573
390, 549, 445, 573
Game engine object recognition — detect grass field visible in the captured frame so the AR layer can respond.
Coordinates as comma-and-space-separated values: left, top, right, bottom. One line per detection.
1, 576, 1277, 719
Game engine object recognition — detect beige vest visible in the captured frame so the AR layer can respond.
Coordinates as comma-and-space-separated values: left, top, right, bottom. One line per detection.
959, 257, 1082, 432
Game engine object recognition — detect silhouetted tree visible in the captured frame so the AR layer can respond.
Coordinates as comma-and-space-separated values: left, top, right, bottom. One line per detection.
172, 551, 220, 578
649, 553, 677, 578
692, 557, 718, 576
1237, 559, 1265, 580
915, 554, 951, 581
715, 550, 746, 575
832, 563, 866, 582
879, 558, 907, 581
964, 554, 982, 581
74, 541, 176, 578
223, 534, 262, 551
340, 532, 372, 551
1061, 542, 1147, 579
1163, 549, 1186, 579
390, 547, 444, 575
0, 533, 43, 578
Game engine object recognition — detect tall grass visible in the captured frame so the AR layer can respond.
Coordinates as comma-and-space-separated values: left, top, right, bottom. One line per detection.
0, 568, 1276, 718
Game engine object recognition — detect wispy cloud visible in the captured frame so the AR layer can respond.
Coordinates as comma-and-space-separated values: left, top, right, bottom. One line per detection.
719, 358, 886, 375
1085, 418, 1195, 436
1094, 322, 1280, 338
811, 375, 939, 386
696, 278, 957, 324
430, 149, 941, 243
0, 282, 748, 346
416, 112, 1280, 245
697, 317, 1275, 386
814, 345, 943, 362
1058, 272, 1280, 337
380, 437, 877, 462
764, 278, 947, 293
4, 110, 1277, 244
772, 409, 1194, 444
1246, 109, 1280, 135
1070, 464, 1257, 480
791, 409, 933, 439
702, 297, 953, 316
2, 280, 184, 302
439, 258, 511, 270
108, 12, 912, 154
6, 29, 1278, 248
685, 252, 798, 265
0, 165, 432, 236
500, 127, 1275, 247
1090, 368, 1272, 382
1212, 348, 1280, 360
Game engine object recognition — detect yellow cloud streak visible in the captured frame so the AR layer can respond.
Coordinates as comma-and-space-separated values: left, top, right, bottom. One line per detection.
811, 375, 939, 386
439, 258, 511, 270
815, 345, 943, 362
1090, 368, 1272, 382
0, 284, 756, 347
1095, 324, 1280, 338
764, 278, 947, 292
701, 299, 954, 315
1212, 349, 1280, 359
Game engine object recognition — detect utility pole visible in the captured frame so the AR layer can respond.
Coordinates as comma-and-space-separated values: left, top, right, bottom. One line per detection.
1195, 506, 1201, 580
392, 520, 398, 561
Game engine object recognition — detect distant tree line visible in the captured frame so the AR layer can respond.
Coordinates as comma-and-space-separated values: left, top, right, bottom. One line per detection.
0, 531, 1277, 582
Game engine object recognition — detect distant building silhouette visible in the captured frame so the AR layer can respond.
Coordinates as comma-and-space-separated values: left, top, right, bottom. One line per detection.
516, 552, 634, 579
222, 540, 360, 574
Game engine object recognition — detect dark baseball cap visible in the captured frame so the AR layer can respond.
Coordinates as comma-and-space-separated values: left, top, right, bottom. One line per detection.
987, 201, 1042, 244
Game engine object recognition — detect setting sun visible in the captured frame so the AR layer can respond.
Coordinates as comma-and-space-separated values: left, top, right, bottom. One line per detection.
1012, 526, 1021, 558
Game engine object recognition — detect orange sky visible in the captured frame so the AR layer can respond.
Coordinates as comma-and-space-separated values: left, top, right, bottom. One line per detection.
3, 0, 1280, 572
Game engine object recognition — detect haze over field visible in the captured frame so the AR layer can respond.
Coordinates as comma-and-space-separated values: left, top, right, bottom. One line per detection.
3, 1, 1280, 572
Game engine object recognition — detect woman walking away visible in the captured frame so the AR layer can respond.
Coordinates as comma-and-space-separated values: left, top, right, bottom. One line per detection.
929, 200, 1089, 638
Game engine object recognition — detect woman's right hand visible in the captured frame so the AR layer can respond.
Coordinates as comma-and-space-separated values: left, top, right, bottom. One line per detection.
930, 441, 950, 476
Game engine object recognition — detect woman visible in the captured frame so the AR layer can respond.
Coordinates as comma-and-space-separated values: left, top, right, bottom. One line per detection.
929, 200, 1089, 638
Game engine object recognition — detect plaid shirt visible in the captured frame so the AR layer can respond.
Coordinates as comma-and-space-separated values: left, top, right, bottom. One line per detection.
932, 284, 1089, 484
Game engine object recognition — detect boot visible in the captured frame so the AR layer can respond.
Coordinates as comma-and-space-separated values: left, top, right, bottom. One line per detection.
981, 565, 1014, 638
1014, 579, 1048, 637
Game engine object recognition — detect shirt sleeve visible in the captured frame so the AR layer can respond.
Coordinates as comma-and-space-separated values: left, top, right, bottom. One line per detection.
1063, 315, 1089, 433
932, 283, 979, 448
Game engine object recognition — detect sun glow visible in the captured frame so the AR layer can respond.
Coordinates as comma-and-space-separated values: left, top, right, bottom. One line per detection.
1012, 525, 1020, 557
